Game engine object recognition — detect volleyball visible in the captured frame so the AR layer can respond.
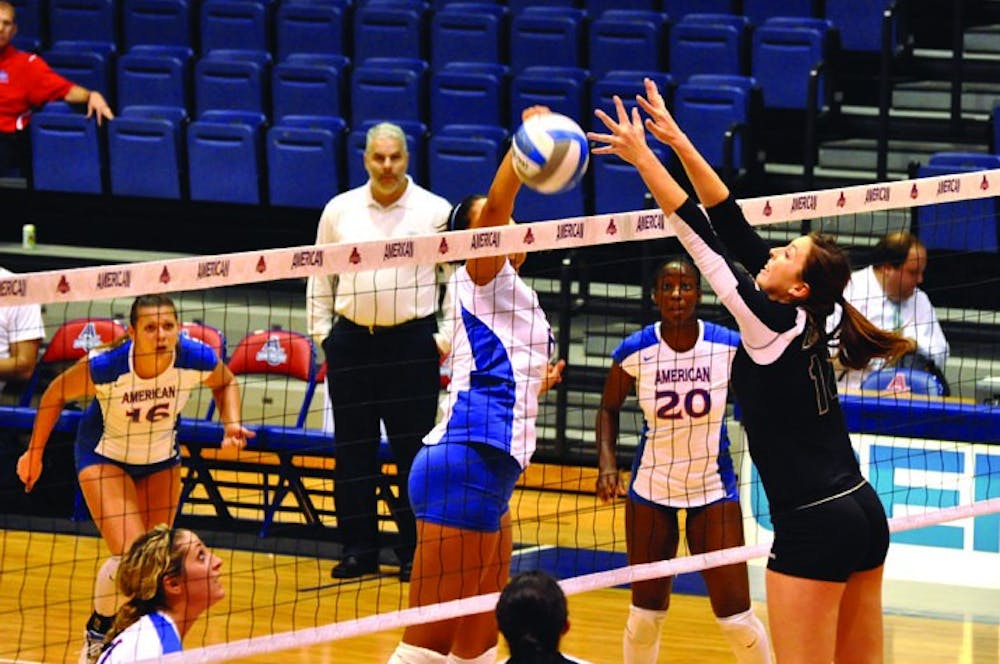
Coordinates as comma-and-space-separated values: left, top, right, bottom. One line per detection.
511, 113, 590, 194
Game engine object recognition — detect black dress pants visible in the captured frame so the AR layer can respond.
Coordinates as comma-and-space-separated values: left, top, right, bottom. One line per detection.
324, 315, 440, 563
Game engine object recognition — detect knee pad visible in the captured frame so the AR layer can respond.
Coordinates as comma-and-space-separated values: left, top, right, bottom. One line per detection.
93, 556, 122, 618
716, 608, 772, 664
625, 604, 666, 646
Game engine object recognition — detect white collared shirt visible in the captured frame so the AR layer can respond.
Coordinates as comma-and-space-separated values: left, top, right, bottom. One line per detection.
306, 177, 451, 337
0, 267, 44, 394
829, 265, 949, 390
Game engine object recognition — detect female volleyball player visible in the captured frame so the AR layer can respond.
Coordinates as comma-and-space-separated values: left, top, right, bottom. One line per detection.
596, 256, 771, 664
387, 106, 565, 664
16, 294, 253, 664
96, 524, 224, 663
589, 79, 913, 663
496, 570, 591, 664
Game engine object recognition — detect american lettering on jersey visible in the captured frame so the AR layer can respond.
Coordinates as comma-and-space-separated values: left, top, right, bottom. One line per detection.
120, 385, 178, 404
654, 366, 712, 384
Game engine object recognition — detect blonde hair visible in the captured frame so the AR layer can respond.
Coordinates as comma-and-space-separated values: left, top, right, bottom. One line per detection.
104, 525, 188, 646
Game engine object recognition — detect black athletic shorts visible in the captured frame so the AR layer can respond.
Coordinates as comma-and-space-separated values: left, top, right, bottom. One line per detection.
767, 481, 889, 582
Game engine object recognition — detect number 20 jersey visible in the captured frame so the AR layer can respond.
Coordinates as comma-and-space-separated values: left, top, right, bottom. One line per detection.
612, 320, 739, 508
79, 337, 218, 465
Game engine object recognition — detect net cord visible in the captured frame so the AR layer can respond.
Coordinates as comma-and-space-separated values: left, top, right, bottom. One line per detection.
151, 497, 1000, 664
2, 168, 996, 307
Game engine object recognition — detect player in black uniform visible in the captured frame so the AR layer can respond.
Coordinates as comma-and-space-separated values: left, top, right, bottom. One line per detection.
588, 79, 914, 663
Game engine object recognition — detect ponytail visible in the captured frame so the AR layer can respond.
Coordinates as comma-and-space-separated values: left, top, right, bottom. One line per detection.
835, 299, 915, 369
801, 233, 915, 368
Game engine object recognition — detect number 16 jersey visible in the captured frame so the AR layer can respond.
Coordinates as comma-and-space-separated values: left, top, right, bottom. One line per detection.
612, 320, 739, 508
79, 337, 219, 465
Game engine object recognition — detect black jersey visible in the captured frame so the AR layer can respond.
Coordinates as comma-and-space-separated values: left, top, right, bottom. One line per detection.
671, 196, 864, 514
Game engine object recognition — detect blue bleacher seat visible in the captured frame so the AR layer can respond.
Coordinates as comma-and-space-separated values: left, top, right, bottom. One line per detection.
194, 50, 270, 118
272, 54, 348, 123
825, 0, 899, 53
275, 1, 348, 62
430, 3, 508, 68
346, 120, 426, 188
673, 78, 753, 180
117, 47, 191, 112
200, 0, 269, 56
584, 0, 658, 13
591, 70, 674, 121
437, 123, 509, 144
50, 0, 117, 52
509, 6, 586, 74
510, 66, 588, 133
587, 10, 666, 79
743, 0, 818, 26
12, 35, 41, 53
10, 0, 45, 48
661, 0, 737, 21
513, 181, 587, 223
592, 144, 668, 214
507, 0, 574, 13
752, 19, 833, 110
30, 111, 105, 193
353, 1, 428, 64
187, 110, 265, 203
350, 60, 427, 125
122, 0, 193, 53
108, 105, 187, 199
430, 62, 509, 132
43, 48, 111, 104
267, 117, 346, 208
669, 15, 749, 83
914, 152, 1000, 252
861, 368, 945, 396
429, 131, 505, 205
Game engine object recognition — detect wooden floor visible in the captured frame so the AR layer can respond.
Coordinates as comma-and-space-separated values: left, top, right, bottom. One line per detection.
2, 470, 999, 663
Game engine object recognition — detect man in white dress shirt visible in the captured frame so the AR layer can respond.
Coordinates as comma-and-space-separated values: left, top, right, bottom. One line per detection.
832, 232, 949, 392
307, 123, 451, 582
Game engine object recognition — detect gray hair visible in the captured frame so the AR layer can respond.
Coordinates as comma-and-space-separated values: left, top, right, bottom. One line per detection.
365, 122, 408, 156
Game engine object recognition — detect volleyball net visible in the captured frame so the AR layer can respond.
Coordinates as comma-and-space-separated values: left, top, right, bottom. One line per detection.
1, 167, 999, 663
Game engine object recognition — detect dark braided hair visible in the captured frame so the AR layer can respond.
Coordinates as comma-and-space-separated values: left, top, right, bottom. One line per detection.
496, 571, 568, 664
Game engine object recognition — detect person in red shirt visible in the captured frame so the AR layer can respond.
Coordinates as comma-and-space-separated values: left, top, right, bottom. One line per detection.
0, 1, 114, 176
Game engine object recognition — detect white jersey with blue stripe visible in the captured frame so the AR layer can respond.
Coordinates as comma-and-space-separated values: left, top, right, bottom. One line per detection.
80, 336, 219, 465
96, 612, 182, 663
425, 261, 553, 469
613, 320, 739, 508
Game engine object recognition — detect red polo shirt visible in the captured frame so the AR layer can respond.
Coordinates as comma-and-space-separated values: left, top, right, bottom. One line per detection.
0, 45, 74, 133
